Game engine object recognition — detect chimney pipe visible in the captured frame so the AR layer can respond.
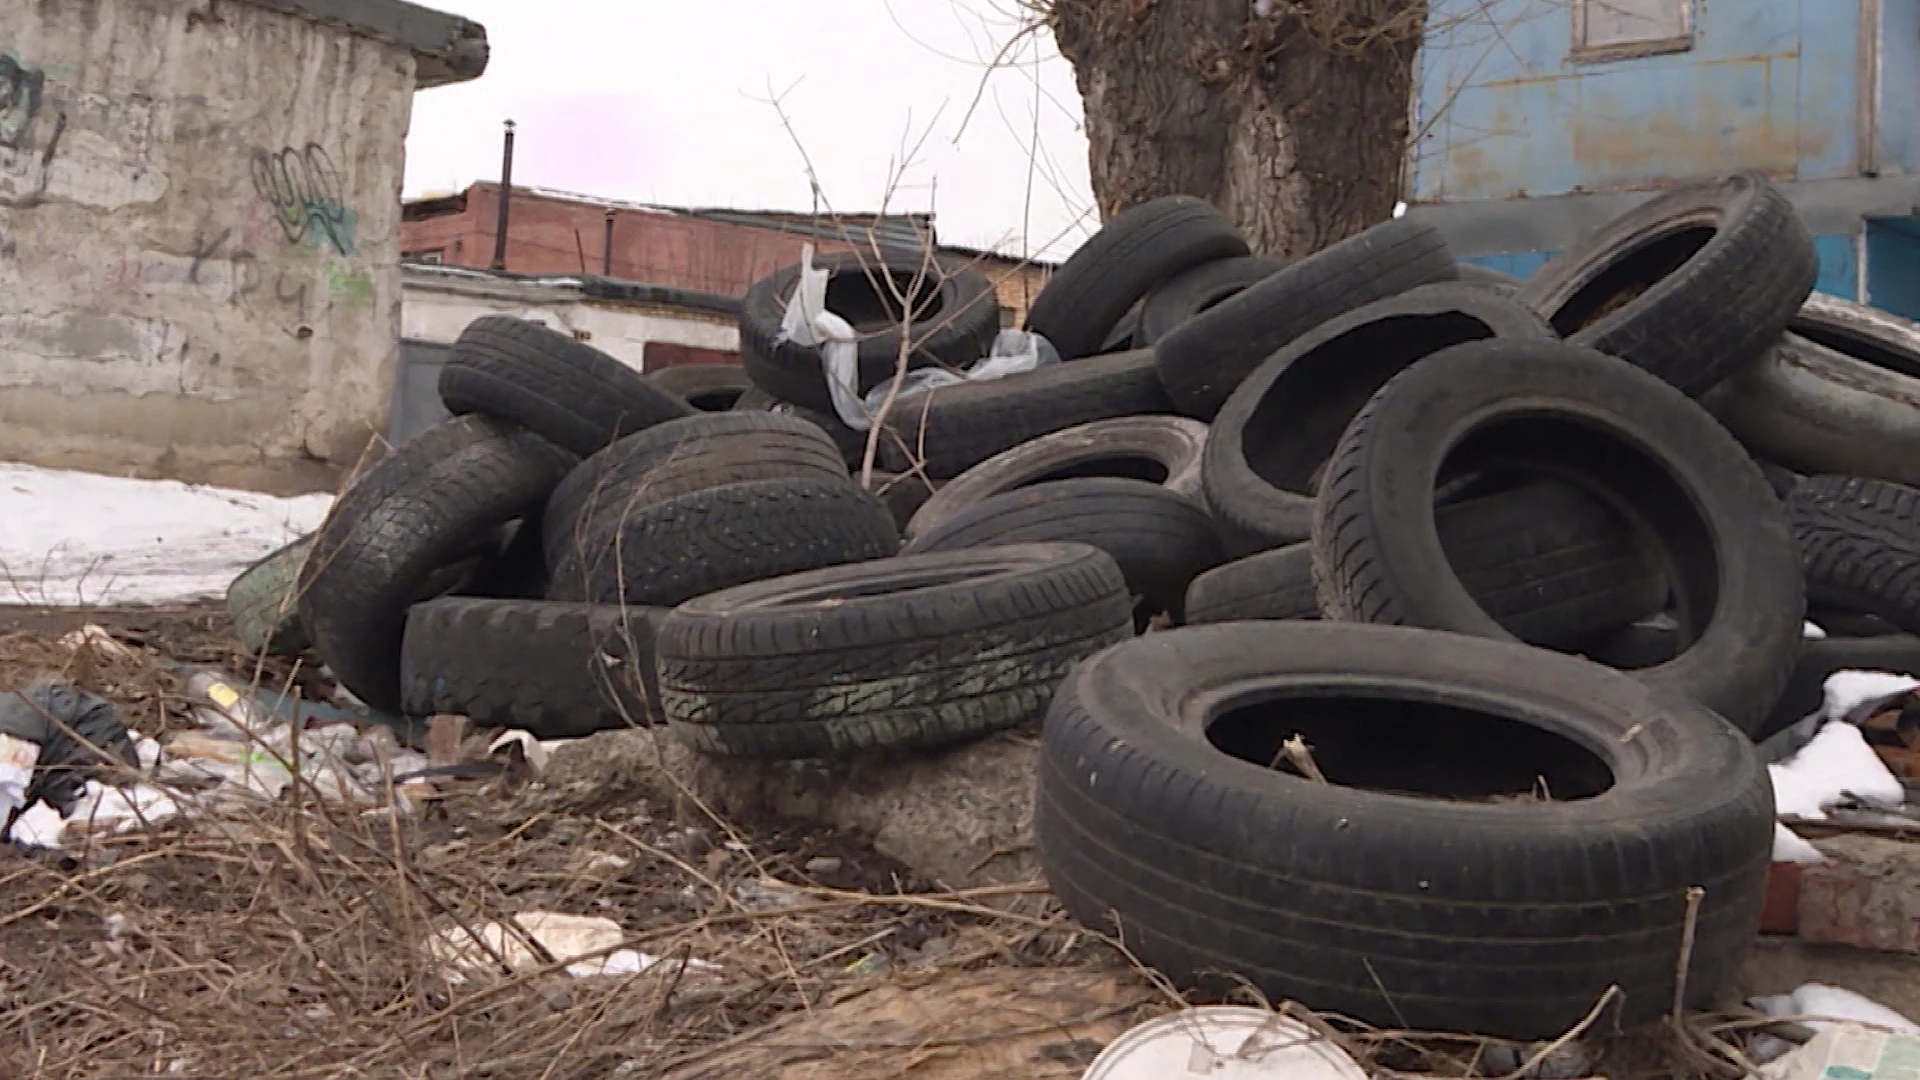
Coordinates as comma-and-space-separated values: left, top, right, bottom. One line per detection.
602, 209, 615, 276
491, 119, 515, 271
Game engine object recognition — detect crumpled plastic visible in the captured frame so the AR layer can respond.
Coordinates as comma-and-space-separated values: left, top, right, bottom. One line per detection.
0, 685, 138, 815
776, 244, 1058, 431
427, 910, 719, 984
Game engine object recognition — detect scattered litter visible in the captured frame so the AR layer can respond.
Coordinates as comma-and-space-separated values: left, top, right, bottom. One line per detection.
0, 462, 330, 605
1761, 1022, 1920, 1080
1753, 982, 1920, 1034
0, 732, 40, 823
487, 729, 552, 773
1772, 822, 1827, 864
804, 856, 843, 874
60, 781, 192, 838
428, 910, 716, 984
1770, 721, 1907, 820
0, 684, 139, 816
733, 877, 807, 911
1823, 671, 1920, 723
1082, 1007, 1366, 1079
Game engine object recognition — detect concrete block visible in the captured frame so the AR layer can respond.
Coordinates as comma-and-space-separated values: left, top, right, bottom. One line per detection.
1798, 833, 1920, 954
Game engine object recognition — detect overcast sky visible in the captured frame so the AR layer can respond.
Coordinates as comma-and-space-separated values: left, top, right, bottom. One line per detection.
401, 0, 1097, 260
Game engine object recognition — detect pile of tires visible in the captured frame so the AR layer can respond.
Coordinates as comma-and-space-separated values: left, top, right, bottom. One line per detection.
232, 174, 1920, 1040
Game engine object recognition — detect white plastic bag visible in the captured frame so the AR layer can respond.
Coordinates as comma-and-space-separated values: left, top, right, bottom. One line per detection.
776, 244, 829, 350
848, 328, 1062, 432
776, 246, 1064, 432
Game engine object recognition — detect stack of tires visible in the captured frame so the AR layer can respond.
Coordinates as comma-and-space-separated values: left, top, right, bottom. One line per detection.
236, 173, 1920, 1040
979, 175, 1920, 1039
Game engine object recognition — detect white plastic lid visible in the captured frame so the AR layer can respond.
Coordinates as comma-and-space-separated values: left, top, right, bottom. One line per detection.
1082, 1007, 1368, 1080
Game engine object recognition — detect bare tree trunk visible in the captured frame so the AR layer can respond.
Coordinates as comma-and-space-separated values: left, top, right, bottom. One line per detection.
1049, 0, 1424, 258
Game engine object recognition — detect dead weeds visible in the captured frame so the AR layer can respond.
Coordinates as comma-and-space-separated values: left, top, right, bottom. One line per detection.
0, 605, 1779, 1080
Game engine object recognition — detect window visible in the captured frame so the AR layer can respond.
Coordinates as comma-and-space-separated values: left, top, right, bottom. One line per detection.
404, 249, 445, 264
1573, 0, 1693, 61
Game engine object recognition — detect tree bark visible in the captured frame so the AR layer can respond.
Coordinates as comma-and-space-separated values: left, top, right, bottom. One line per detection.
1049, 0, 1423, 258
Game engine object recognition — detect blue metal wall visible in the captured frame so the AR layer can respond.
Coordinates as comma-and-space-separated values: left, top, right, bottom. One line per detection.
1462, 233, 1865, 299
1412, 0, 1876, 204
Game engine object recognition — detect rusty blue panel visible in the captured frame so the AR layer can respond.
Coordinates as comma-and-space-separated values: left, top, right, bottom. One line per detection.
1414, 0, 1864, 203
1796, 0, 1864, 180
1876, 0, 1920, 174
1461, 251, 1555, 280
1866, 220, 1920, 318
1568, 57, 1800, 192
1814, 233, 1861, 300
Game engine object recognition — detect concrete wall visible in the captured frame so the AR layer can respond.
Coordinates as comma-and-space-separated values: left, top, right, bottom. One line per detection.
0, 0, 415, 494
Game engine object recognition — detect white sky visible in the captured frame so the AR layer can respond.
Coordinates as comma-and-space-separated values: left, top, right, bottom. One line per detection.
401, 0, 1098, 260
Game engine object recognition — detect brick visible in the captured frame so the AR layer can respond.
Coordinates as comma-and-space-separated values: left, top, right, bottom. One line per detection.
1798, 833, 1920, 954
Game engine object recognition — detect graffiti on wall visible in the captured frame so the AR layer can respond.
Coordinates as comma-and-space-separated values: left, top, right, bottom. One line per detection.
0, 52, 66, 207
250, 143, 355, 256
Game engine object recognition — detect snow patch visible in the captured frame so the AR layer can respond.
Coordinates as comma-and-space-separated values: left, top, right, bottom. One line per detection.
0, 464, 331, 605
1753, 983, 1920, 1034
1771, 823, 1826, 864
1803, 620, 1828, 640
1823, 670, 1920, 722
1770, 722, 1906, 821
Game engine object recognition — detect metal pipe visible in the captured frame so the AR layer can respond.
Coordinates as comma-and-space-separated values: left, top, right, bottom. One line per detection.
603, 209, 615, 275
491, 119, 515, 271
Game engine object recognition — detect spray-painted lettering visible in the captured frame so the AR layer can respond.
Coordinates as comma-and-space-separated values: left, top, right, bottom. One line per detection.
0, 54, 44, 148
250, 143, 354, 256
0, 52, 65, 207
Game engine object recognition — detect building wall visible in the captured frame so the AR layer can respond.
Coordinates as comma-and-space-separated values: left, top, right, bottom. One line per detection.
403, 185, 1054, 326
401, 269, 738, 371
1412, 0, 1875, 205
402, 185, 872, 297
0, 0, 414, 494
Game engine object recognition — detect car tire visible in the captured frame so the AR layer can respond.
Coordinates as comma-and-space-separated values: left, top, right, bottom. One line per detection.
903, 478, 1223, 621
439, 316, 695, 456
1136, 256, 1286, 345
1153, 218, 1457, 419
298, 416, 575, 711
660, 544, 1134, 757
906, 415, 1207, 540
552, 476, 900, 608
542, 412, 848, 566
1703, 298, 1920, 488
1025, 196, 1250, 360
401, 598, 668, 735
1789, 474, 1920, 635
877, 349, 1174, 479
1188, 480, 1666, 640
1037, 621, 1771, 1038
1516, 171, 1816, 394
738, 252, 999, 412
228, 535, 314, 655
1313, 338, 1805, 733
1203, 283, 1553, 547
645, 364, 753, 412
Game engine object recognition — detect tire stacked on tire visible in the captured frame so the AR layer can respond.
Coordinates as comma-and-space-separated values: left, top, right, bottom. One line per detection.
1013, 175, 1826, 1041
257, 173, 1912, 1043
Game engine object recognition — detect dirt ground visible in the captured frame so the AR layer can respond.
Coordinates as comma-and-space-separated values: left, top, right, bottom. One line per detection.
0, 604, 1915, 1079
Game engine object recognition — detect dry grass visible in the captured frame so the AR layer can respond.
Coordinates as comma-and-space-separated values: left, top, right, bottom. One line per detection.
0, 768, 1107, 1079
0, 607, 1782, 1080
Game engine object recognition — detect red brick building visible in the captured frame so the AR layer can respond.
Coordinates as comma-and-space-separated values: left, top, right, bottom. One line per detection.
400, 183, 1050, 325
